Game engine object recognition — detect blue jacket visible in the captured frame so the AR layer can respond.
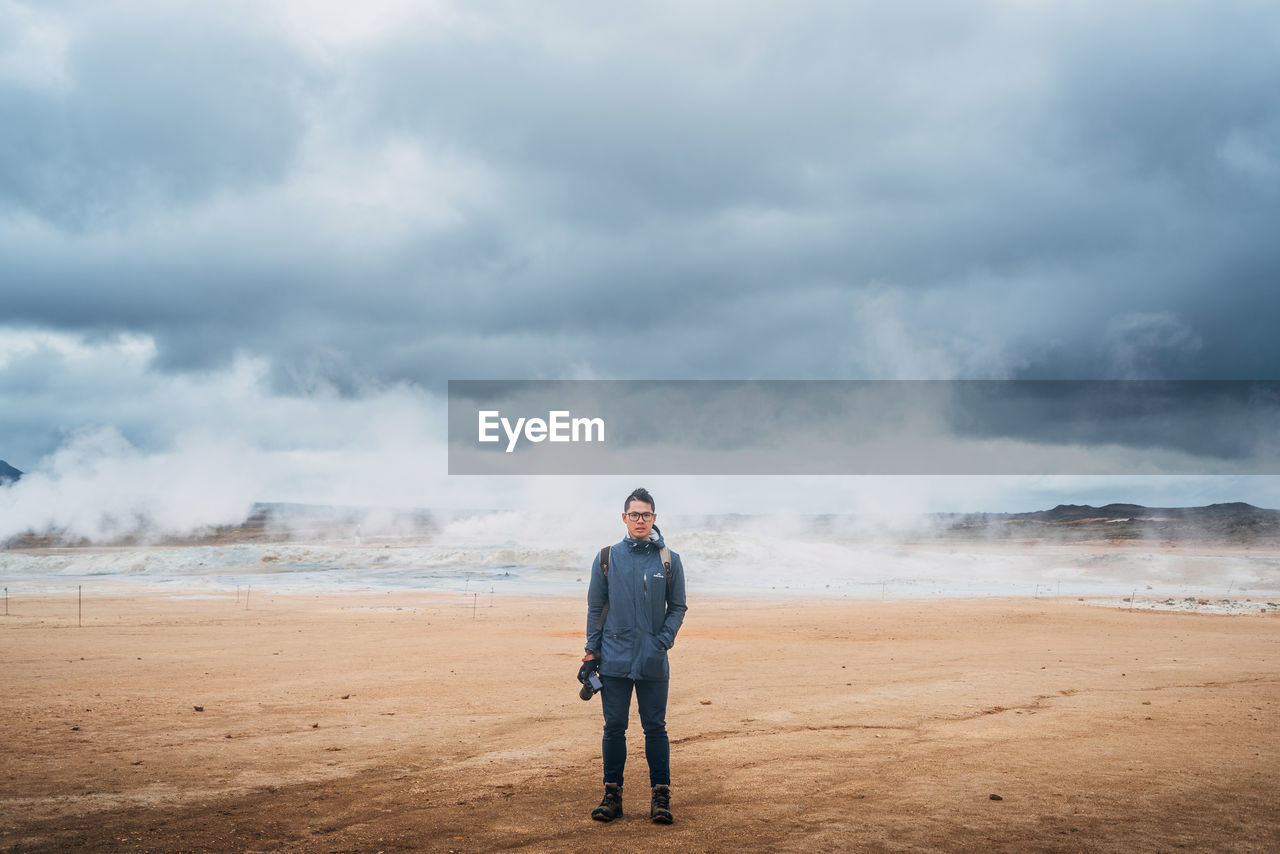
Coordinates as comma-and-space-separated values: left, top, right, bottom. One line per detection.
585, 529, 688, 681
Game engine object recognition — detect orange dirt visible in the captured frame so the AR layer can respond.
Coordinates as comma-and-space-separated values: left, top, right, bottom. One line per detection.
1, 592, 1276, 852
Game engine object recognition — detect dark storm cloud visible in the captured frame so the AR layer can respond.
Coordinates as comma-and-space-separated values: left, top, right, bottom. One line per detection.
345, 0, 1280, 382
3, 0, 1279, 414
0, 3, 307, 230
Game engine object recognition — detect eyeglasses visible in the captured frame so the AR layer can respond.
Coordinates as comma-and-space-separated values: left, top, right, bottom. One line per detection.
625, 512, 655, 522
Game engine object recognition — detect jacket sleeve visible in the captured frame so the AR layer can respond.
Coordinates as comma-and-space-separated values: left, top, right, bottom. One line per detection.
585, 550, 607, 652
657, 551, 688, 650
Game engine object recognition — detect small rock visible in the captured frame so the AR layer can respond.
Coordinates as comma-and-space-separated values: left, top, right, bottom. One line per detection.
990, 794, 1003, 801
193, 706, 204, 712
311, 722, 320, 728
71, 726, 80, 731
341, 694, 351, 700
699, 699, 712, 705
225, 734, 233, 738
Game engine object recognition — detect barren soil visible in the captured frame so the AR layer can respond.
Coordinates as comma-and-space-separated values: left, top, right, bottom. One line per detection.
1, 592, 1277, 852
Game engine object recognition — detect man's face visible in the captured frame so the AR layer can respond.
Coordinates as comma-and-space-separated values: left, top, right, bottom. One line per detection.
622, 499, 656, 540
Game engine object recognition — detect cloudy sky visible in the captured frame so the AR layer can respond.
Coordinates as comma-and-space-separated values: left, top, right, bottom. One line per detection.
2, 0, 1278, 534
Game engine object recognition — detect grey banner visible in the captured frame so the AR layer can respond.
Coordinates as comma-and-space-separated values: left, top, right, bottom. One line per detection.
447, 380, 1280, 475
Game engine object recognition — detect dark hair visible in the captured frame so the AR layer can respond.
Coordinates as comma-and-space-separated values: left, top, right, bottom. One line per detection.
624, 487, 655, 512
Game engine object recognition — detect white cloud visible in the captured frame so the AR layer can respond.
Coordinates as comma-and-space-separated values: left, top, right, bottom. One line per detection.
0, 1, 71, 91
267, 0, 460, 57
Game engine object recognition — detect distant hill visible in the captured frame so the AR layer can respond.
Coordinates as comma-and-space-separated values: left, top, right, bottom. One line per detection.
1022, 502, 1278, 523
0, 460, 22, 486
944, 502, 1280, 543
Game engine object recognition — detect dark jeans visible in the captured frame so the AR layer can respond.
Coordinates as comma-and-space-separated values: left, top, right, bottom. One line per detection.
600, 675, 670, 787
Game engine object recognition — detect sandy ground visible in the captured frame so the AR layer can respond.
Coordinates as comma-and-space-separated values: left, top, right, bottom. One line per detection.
1, 591, 1277, 853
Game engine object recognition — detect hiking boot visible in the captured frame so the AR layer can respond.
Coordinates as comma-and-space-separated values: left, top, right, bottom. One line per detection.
592, 782, 622, 822
650, 784, 673, 824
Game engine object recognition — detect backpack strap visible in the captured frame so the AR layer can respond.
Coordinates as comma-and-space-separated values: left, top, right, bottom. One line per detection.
596, 546, 611, 630
659, 545, 672, 597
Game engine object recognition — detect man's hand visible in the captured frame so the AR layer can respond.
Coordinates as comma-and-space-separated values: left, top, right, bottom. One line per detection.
578, 653, 600, 684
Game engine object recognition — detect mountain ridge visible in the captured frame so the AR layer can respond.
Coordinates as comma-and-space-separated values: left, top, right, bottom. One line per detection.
0, 460, 23, 486
943, 501, 1280, 543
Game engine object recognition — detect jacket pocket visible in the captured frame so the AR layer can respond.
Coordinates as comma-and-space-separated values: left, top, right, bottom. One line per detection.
639, 632, 669, 680
601, 627, 632, 676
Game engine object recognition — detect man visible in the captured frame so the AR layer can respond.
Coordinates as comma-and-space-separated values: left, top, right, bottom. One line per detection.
579, 487, 688, 824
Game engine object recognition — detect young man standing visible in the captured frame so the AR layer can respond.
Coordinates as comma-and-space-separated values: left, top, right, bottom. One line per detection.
579, 487, 688, 824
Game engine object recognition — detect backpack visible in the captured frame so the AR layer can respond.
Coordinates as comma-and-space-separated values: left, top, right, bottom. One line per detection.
599, 544, 673, 594
595, 543, 674, 631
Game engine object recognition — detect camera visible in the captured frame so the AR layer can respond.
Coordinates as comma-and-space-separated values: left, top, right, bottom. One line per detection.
579, 672, 602, 701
